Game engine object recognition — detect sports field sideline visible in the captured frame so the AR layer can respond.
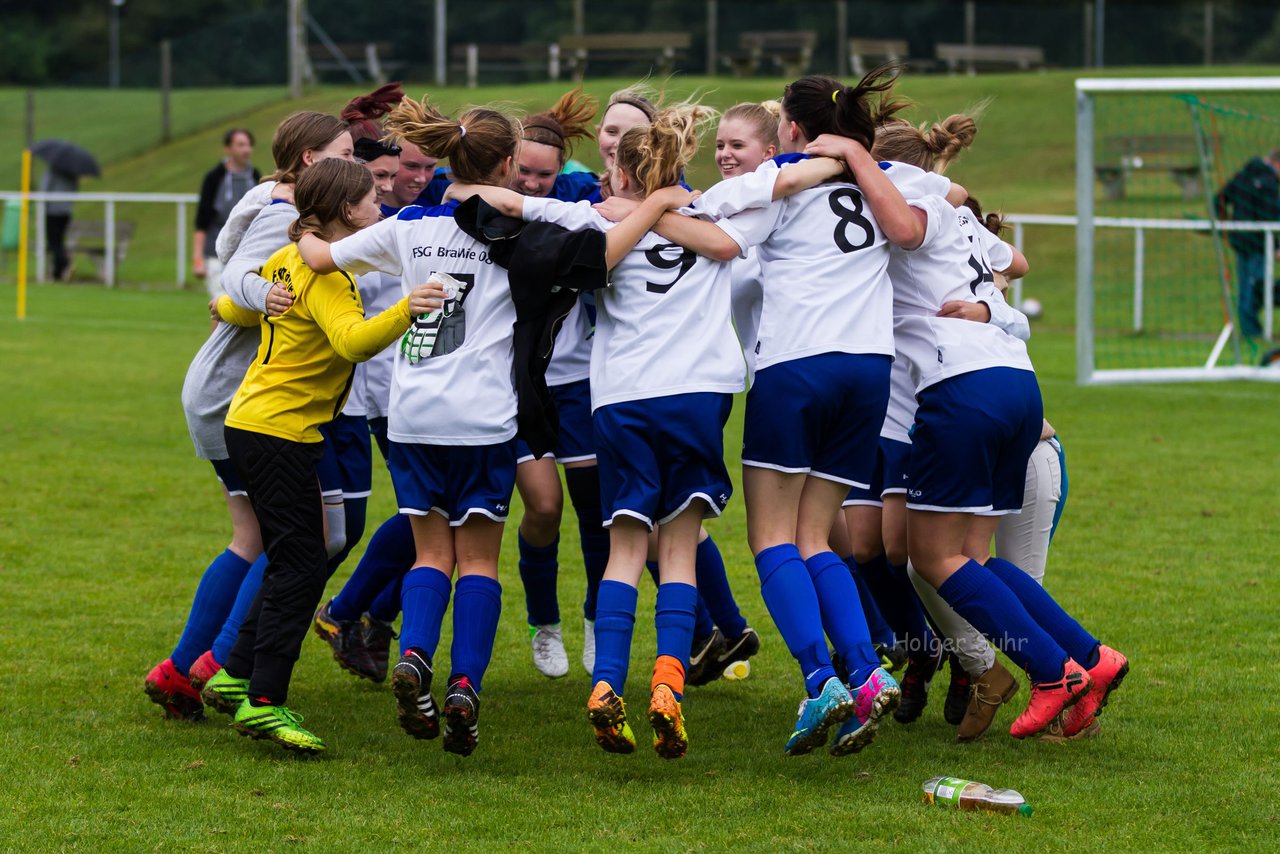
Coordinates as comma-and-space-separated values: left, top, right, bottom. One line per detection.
1, 71, 1278, 849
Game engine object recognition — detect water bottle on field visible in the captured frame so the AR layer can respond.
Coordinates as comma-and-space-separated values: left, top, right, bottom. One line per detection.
921, 776, 1033, 817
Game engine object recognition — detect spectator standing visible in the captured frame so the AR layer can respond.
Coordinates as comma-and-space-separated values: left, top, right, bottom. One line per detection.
195, 129, 261, 296
1215, 148, 1280, 341
40, 166, 77, 281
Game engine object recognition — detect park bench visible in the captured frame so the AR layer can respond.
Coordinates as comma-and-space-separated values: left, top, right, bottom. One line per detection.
935, 43, 1045, 74
722, 31, 817, 78
848, 38, 912, 76
449, 42, 562, 88
307, 41, 401, 85
66, 219, 135, 283
559, 33, 691, 81
1095, 134, 1202, 201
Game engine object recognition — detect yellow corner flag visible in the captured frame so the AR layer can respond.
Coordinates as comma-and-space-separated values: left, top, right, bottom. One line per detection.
17, 147, 31, 320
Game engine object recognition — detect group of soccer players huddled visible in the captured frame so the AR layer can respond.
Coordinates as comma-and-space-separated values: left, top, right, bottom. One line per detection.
143, 65, 1128, 758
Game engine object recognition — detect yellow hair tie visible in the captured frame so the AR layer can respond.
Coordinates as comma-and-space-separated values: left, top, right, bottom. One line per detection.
832, 90, 840, 104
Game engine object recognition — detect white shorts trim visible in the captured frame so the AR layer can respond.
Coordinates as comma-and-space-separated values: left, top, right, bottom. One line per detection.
342, 489, 372, 500
556, 453, 597, 465
450, 508, 508, 527
881, 487, 908, 496
656, 491, 724, 527
516, 452, 555, 465
906, 501, 995, 514
218, 480, 249, 499
842, 498, 884, 508
809, 469, 866, 489
742, 459, 811, 475
604, 508, 654, 530
975, 507, 1022, 517
321, 488, 345, 499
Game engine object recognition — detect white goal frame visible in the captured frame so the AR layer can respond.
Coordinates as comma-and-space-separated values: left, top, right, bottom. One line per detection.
1075, 77, 1280, 385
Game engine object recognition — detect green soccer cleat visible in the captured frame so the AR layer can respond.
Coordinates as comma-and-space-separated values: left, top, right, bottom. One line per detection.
233, 701, 326, 754
201, 668, 250, 716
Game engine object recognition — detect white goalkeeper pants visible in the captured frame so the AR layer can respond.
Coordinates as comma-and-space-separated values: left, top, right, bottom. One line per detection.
910, 438, 1065, 678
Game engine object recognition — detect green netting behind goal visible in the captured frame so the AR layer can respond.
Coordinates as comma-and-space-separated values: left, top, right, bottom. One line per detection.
1081, 80, 1280, 382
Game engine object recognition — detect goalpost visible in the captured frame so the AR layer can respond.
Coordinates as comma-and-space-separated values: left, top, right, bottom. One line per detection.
1076, 77, 1280, 384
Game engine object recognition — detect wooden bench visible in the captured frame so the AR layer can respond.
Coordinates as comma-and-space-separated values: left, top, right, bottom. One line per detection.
1095, 134, 1202, 201
449, 43, 561, 88
559, 33, 691, 81
935, 43, 1045, 74
722, 31, 817, 78
66, 219, 135, 282
848, 38, 911, 76
307, 41, 401, 85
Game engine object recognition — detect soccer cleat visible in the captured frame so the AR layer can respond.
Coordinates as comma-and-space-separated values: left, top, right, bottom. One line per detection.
201, 668, 250, 717
233, 700, 325, 754
1061, 645, 1129, 738
391, 649, 439, 740
587, 681, 637, 754
876, 641, 909, 674
785, 677, 856, 756
530, 624, 569, 679
1038, 709, 1100, 742
362, 614, 397, 684
143, 658, 205, 721
686, 628, 726, 687
648, 684, 688, 760
582, 618, 596, 675
703, 626, 761, 684
441, 676, 480, 757
943, 655, 971, 726
957, 660, 1020, 743
894, 643, 942, 724
1009, 659, 1091, 739
831, 667, 901, 756
186, 650, 222, 693
313, 599, 378, 681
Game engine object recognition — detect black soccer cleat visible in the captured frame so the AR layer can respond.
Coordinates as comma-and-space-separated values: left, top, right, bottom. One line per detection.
943, 654, 971, 726
362, 613, 397, 684
313, 599, 378, 681
442, 675, 480, 757
392, 648, 439, 740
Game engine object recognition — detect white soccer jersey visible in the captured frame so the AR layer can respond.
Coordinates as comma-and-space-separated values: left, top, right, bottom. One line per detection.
330, 203, 518, 445
544, 296, 593, 387
356, 269, 402, 418
881, 352, 917, 443
522, 197, 748, 410
696, 158, 952, 373
889, 195, 1034, 394
729, 249, 764, 382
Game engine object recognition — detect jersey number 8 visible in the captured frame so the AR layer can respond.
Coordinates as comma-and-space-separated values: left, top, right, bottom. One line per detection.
828, 188, 875, 253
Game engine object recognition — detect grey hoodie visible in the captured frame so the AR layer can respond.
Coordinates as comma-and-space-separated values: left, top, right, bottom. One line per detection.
180, 201, 297, 459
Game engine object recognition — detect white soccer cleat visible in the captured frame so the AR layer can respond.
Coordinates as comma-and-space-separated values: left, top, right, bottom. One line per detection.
582, 618, 596, 676
530, 624, 569, 678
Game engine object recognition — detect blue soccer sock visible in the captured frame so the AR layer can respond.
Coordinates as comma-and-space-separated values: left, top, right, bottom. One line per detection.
855, 553, 903, 640
450, 575, 502, 693
844, 555, 895, 648
368, 576, 402, 623
327, 496, 369, 574
518, 533, 560, 626
211, 553, 267, 665
329, 512, 415, 622
654, 582, 698, 700
806, 551, 880, 686
399, 566, 452, 658
694, 535, 748, 640
755, 544, 837, 697
170, 549, 254, 674
592, 579, 638, 696
888, 560, 932, 654
985, 556, 1100, 668
564, 466, 609, 621
936, 559, 1067, 683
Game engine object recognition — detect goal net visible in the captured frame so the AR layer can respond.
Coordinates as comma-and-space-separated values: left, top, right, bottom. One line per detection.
1076, 77, 1280, 384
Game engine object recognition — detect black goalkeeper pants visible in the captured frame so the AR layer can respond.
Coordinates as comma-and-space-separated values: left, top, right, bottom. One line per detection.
224, 426, 328, 706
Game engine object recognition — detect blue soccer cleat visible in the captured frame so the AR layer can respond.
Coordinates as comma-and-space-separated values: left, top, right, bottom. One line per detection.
785, 677, 855, 756
831, 666, 901, 756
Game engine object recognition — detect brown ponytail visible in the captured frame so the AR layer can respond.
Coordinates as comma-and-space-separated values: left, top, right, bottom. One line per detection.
615, 103, 716, 198
962, 196, 1006, 236
781, 64, 903, 149
524, 88, 597, 167
384, 95, 519, 185
288, 158, 374, 242
269, 111, 350, 185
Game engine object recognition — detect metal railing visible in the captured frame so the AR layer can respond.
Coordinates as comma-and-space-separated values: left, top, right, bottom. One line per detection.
1, 190, 198, 288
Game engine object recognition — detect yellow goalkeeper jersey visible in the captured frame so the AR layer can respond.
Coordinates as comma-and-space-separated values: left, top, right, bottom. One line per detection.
224, 242, 411, 443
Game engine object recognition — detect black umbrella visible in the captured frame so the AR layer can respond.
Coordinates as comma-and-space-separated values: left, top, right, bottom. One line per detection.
31, 139, 100, 178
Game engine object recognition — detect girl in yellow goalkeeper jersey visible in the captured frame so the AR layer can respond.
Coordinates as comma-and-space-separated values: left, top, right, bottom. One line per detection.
200, 158, 445, 753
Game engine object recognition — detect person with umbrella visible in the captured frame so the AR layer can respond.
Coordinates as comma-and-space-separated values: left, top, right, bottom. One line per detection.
32, 139, 100, 282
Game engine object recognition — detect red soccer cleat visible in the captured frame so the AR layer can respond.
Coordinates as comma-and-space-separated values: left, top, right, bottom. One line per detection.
144, 658, 205, 721
186, 650, 222, 692
1061, 645, 1129, 738
1009, 658, 1090, 739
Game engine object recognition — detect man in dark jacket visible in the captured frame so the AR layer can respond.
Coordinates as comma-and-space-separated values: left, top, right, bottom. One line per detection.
194, 128, 260, 296
1215, 149, 1280, 339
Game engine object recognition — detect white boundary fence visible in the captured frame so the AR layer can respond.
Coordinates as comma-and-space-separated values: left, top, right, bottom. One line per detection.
1075, 76, 1280, 385
1, 190, 197, 288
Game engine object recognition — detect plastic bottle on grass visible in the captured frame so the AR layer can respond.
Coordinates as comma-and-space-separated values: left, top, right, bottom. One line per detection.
921, 776, 1033, 817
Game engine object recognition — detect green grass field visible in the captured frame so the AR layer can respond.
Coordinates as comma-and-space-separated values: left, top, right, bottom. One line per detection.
2, 69, 1279, 849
